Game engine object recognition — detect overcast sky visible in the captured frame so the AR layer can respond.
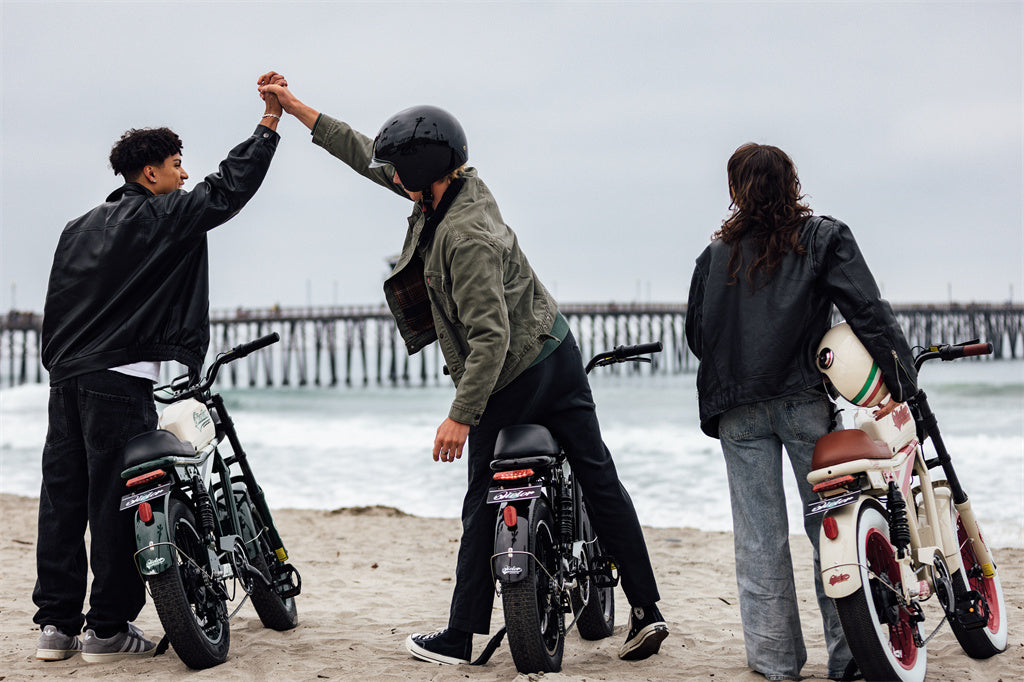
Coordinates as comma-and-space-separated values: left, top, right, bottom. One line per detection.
2, 1, 1021, 314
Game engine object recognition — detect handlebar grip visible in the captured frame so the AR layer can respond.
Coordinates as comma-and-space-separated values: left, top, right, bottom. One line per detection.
961, 342, 993, 357
614, 341, 663, 358
230, 332, 280, 359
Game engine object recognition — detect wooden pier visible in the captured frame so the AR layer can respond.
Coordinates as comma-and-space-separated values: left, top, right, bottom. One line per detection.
3, 302, 1022, 387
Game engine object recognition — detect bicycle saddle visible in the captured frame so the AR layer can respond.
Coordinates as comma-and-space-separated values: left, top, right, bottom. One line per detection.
124, 429, 196, 469
490, 424, 559, 471
811, 429, 891, 470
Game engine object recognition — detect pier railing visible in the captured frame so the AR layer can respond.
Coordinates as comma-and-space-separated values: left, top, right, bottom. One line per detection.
3, 302, 1021, 387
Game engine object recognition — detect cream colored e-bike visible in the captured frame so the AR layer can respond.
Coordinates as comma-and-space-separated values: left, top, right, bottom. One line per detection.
808, 333, 1007, 682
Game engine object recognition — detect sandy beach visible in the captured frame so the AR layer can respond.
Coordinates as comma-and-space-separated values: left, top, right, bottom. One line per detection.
1, 492, 1020, 681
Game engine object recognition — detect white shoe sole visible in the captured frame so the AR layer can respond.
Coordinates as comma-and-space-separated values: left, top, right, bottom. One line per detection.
404, 634, 468, 665
81, 649, 155, 663
36, 648, 80, 661
618, 622, 669, 660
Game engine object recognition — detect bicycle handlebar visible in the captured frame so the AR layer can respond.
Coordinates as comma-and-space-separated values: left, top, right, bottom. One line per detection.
960, 342, 993, 357
914, 340, 993, 371
585, 341, 663, 374
155, 333, 280, 403
222, 332, 280, 363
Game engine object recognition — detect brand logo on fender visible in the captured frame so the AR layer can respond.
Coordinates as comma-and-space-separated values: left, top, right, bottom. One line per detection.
501, 566, 523, 575
829, 572, 851, 586
492, 490, 531, 501
146, 557, 166, 570
892, 405, 912, 429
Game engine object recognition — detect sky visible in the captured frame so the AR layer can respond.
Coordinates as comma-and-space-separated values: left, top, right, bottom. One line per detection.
1, 1, 1021, 315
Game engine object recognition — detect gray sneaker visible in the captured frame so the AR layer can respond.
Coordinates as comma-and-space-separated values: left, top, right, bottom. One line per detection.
36, 624, 82, 661
81, 624, 156, 663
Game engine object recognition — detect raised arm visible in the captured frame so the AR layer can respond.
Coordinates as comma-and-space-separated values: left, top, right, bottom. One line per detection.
258, 71, 319, 131
256, 71, 406, 198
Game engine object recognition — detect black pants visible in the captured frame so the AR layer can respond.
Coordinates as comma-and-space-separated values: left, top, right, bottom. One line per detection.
33, 370, 157, 636
448, 331, 661, 634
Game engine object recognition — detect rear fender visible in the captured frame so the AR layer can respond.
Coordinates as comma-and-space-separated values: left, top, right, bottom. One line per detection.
492, 499, 537, 585
132, 493, 176, 577
819, 496, 876, 599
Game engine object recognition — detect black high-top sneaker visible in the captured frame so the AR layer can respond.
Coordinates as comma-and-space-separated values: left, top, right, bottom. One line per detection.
618, 603, 669, 660
405, 627, 472, 665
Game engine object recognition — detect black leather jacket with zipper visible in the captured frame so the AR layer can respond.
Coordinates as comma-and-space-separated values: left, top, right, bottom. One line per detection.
685, 215, 918, 438
41, 125, 279, 383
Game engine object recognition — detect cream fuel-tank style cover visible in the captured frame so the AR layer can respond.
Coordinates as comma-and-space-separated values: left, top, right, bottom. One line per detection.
158, 398, 217, 450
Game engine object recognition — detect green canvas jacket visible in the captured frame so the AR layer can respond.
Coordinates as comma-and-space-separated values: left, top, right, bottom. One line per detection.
312, 115, 558, 425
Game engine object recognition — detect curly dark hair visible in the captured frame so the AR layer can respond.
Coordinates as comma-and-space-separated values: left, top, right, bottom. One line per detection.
713, 143, 812, 289
109, 127, 183, 179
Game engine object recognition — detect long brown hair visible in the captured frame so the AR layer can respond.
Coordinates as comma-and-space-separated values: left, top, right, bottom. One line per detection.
713, 143, 812, 288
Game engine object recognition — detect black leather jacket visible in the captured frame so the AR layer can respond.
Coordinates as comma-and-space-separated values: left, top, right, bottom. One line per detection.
41, 125, 279, 383
685, 215, 917, 438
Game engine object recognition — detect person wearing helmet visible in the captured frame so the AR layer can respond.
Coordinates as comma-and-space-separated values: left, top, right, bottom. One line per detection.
685, 143, 917, 681
257, 72, 668, 666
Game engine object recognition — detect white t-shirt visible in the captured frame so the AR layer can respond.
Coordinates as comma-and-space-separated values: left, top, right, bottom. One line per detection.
110, 361, 161, 383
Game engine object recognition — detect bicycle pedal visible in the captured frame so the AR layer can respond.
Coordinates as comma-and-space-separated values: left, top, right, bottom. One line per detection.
275, 563, 302, 599
590, 555, 620, 588
954, 590, 989, 630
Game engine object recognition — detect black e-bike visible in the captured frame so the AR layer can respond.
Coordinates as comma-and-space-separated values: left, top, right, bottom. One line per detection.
486, 342, 662, 673
119, 333, 300, 669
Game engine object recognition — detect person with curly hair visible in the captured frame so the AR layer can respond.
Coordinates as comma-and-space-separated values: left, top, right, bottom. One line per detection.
685, 143, 917, 681
34, 87, 281, 664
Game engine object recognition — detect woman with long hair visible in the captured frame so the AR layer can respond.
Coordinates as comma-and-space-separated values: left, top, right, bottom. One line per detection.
686, 143, 917, 681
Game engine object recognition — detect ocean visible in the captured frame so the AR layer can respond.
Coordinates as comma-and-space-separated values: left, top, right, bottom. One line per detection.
2, 359, 1022, 548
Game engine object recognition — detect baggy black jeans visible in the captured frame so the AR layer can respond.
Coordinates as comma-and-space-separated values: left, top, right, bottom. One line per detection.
448, 331, 661, 634
33, 370, 158, 636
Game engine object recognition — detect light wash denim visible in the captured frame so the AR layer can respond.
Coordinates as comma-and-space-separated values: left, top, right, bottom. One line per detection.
718, 388, 852, 681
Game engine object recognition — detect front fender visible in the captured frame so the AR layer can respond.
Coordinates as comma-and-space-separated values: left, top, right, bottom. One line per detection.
491, 500, 536, 585
818, 496, 878, 600
132, 494, 175, 577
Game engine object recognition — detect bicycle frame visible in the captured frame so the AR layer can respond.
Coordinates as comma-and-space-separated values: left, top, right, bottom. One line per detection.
812, 427, 966, 602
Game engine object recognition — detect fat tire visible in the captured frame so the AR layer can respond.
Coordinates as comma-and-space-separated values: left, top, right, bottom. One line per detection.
572, 503, 614, 640
947, 510, 1007, 658
245, 503, 299, 631
148, 497, 230, 669
502, 499, 564, 673
834, 504, 926, 682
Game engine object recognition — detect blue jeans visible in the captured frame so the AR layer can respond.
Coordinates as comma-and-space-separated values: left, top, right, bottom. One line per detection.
33, 370, 158, 636
719, 389, 851, 680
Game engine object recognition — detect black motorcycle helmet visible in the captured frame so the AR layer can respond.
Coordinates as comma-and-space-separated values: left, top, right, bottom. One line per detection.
369, 105, 468, 193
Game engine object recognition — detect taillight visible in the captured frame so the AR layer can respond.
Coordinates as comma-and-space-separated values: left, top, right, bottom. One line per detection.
138, 502, 154, 524
126, 469, 167, 488
503, 505, 518, 527
493, 469, 534, 481
812, 475, 857, 493
823, 516, 839, 540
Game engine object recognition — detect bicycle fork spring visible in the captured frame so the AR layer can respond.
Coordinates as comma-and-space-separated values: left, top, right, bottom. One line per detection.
886, 482, 911, 559
559, 484, 574, 544
192, 476, 216, 538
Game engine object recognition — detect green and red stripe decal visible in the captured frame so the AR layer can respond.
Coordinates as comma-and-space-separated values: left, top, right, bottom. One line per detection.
853, 362, 885, 405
